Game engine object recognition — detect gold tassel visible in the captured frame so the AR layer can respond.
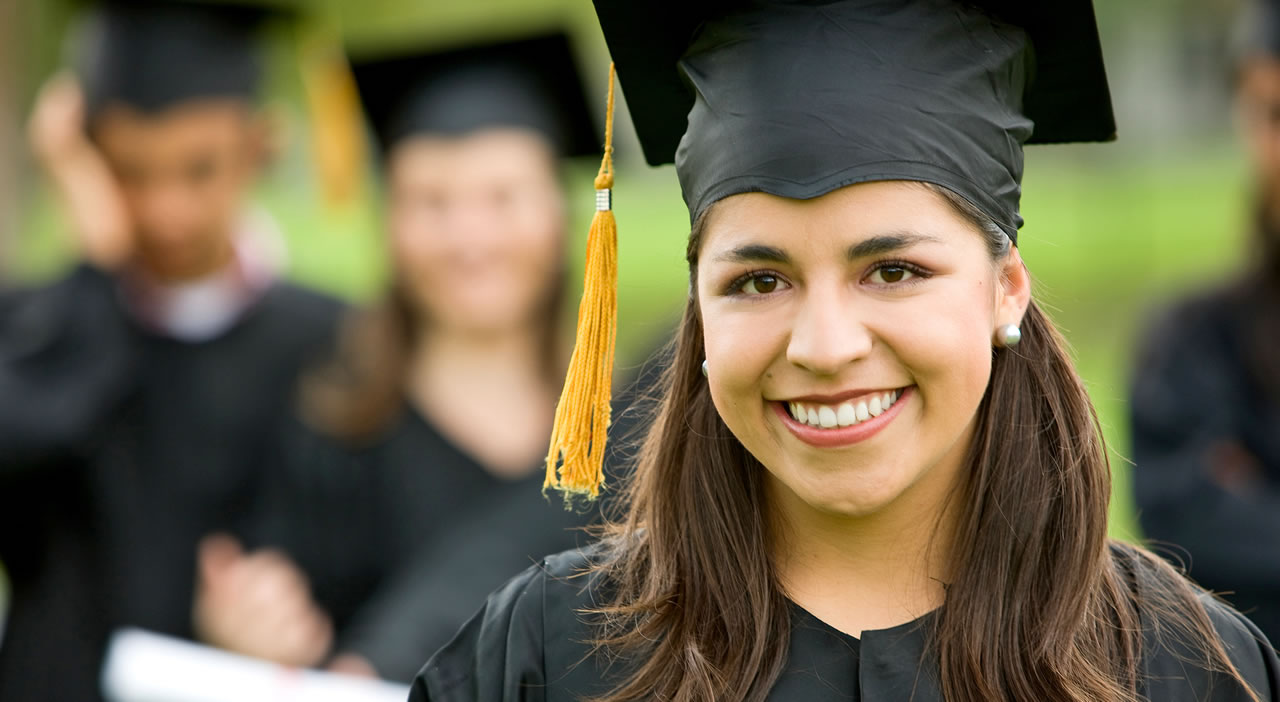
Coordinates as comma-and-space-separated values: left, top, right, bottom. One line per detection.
544, 63, 619, 501
298, 23, 365, 207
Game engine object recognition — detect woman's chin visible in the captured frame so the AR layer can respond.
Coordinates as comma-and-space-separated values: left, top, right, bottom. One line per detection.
422, 300, 536, 334
768, 468, 906, 521
806, 492, 898, 520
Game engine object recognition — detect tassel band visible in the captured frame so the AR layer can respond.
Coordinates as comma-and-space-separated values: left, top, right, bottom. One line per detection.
595, 189, 612, 212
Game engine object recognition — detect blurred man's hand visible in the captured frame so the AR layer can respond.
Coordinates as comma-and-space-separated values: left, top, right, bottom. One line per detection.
29, 72, 88, 163
193, 534, 334, 669
27, 71, 133, 270
327, 652, 379, 678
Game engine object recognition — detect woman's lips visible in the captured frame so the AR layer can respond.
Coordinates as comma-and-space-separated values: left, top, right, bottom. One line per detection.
774, 386, 913, 447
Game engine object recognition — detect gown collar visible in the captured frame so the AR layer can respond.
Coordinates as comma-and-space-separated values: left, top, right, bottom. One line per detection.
118, 209, 288, 342
789, 600, 943, 699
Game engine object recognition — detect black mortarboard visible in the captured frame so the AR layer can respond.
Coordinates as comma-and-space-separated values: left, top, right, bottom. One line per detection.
593, 0, 1116, 239
350, 32, 599, 158
76, 0, 286, 117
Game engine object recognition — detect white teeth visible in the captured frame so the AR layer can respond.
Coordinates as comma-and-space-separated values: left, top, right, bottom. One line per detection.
817, 406, 838, 428
786, 390, 903, 430
837, 403, 857, 426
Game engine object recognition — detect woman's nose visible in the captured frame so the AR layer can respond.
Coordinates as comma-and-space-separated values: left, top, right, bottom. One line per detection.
785, 286, 874, 376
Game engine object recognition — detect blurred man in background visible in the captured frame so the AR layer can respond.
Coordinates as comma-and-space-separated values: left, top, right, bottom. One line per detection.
1130, 0, 1280, 644
0, 1, 341, 698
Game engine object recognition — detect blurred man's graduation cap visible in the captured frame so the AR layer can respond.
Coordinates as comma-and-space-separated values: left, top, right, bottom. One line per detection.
72, 0, 366, 203
75, 0, 300, 116
349, 32, 600, 158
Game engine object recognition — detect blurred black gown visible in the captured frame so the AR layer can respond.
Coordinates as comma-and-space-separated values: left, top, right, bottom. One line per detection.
1131, 284, 1280, 643
0, 265, 341, 701
247, 406, 591, 682
246, 335, 667, 682
412, 543, 1280, 701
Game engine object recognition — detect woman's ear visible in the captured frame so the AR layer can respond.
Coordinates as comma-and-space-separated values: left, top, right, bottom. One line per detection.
996, 244, 1031, 327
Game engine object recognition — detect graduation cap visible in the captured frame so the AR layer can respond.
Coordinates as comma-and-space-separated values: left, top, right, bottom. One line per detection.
71, 0, 367, 204
74, 0, 295, 117
349, 32, 600, 158
595, 0, 1116, 236
541, 0, 1117, 502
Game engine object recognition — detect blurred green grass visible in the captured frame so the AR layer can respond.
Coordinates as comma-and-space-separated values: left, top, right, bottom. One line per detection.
9, 140, 1254, 542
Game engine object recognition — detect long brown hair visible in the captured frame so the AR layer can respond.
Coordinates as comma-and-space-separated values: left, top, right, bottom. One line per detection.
587, 184, 1259, 702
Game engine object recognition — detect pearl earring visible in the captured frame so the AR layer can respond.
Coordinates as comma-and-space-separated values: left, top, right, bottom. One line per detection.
995, 323, 1022, 347
701, 359, 709, 377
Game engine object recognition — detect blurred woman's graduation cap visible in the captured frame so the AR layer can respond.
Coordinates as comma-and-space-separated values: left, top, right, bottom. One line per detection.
542, 0, 1117, 502
348, 32, 601, 158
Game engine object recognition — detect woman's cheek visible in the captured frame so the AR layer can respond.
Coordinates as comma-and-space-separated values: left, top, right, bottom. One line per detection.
887, 292, 994, 391
703, 304, 790, 415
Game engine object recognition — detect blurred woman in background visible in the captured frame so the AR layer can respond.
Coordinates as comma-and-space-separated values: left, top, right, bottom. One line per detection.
190, 31, 620, 681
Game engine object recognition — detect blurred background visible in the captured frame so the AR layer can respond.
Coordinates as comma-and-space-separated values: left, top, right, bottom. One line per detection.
0, 0, 1266, 663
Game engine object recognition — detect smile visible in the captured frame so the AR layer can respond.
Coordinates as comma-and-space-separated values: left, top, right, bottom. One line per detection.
785, 389, 902, 428
773, 387, 913, 447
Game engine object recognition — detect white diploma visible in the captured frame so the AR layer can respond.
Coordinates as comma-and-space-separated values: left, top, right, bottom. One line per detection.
101, 628, 410, 702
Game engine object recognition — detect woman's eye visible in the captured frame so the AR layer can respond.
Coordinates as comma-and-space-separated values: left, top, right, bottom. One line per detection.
868, 265, 915, 284
737, 273, 786, 295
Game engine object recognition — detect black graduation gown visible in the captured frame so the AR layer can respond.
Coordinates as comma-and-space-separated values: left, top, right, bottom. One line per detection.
243, 330, 669, 682
412, 543, 1280, 701
0, 264, 342, 701
247, 407, 592, 683
1130, 286, 1280, 642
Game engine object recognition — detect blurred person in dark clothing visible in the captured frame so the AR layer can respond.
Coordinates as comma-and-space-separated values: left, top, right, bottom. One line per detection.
194, 31, 658, 682
0, 1, 342, 698
1130, 0, 1280, 644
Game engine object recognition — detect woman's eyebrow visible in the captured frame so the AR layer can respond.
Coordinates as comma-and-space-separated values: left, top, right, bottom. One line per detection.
713, 243, 790, 265
847, 232, 942, 260
711, 232, 941, 265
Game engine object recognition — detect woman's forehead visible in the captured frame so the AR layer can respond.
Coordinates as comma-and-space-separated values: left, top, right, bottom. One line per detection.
389, 130, 557, 183
701, 182, 968, 250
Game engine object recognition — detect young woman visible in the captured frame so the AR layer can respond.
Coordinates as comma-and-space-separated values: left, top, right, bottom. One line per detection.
412, 1, 1280, 701
192, 33, 634, 680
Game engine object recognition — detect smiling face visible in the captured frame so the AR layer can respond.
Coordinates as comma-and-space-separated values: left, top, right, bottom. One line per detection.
387, 128, 565, 335
695, 181, 1029, 525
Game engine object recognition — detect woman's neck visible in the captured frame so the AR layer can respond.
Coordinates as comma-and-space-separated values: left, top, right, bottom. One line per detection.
769, 478, 959, 639
406, 323, 556, 478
